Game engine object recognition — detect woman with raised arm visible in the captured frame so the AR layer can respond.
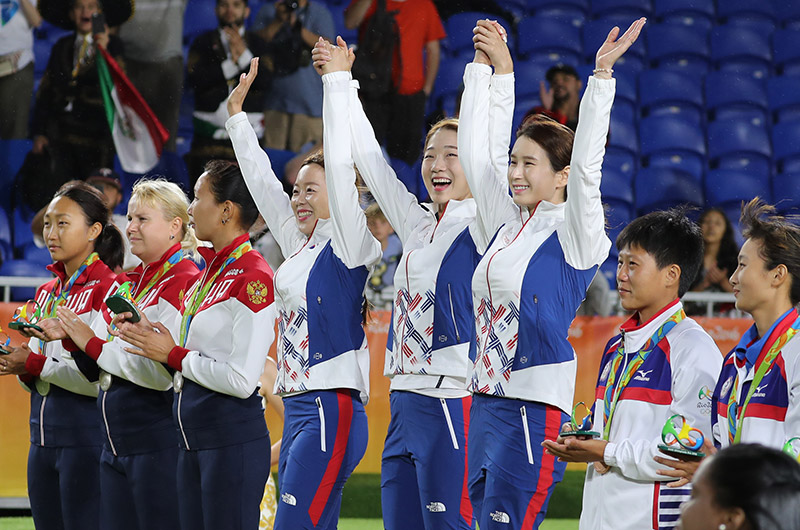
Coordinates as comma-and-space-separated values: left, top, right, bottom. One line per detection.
457, 18, 645, 529
225, 56, 382, 529
0, 181, 123, 530
113, 161, 276, 530
54, 179, 199, 530
311, 27, 511, 528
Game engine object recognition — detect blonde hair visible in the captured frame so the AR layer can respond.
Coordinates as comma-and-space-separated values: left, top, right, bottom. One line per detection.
364, 203, 386, 222
129, 178, 199, 254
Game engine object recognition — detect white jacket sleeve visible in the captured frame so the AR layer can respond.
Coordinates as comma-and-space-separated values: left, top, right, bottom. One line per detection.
783, 342, 800, 444
347, 77, 431, 244
322, 71, 382, 269
604, 329, 722, 481
458, 62, 518, 253
558, 76, 614, 270
31, 338, 99, 397
92, 300, 175, 391
179, 298, 276, 399
226, 112, 306, 257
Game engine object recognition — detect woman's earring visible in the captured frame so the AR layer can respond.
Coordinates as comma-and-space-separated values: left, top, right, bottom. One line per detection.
170, 234, 175, 240
221, 218, 228, 225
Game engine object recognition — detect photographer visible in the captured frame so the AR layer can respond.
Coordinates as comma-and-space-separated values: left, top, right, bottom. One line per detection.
254, 0, 334, 152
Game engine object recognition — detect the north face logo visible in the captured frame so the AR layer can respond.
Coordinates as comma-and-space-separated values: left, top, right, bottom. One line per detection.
490, 511, 510, 523
426, 502, 446, 513
281, 493, 296, 506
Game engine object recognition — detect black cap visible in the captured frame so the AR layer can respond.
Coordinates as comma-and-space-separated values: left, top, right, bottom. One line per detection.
546, 63, 579, 83
86, 168, 122, 192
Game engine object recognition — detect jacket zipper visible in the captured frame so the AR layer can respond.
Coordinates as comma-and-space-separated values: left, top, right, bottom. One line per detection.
520, 405, 534, 465
101, 391, 118, 456
177, 390, 190, 450
447, 284, 460, 342
316, 397, 326, 452
39, 396, 47, 446
441, 398, 459, 450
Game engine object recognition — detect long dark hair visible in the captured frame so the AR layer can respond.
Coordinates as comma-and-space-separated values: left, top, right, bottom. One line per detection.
706, 444, 800, 530
203, 160, 260, 232
740, 198, 800, 306
53, 181, 124, 270
699, 207, 739, 273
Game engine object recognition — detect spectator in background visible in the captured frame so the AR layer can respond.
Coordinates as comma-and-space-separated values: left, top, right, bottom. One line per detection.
692, 207, 738, 294
32, 0, 125, 189
186, 0, 272, 186
522, 63, 582, 132
345, 0, 446, 165
577, 272, 613, 317
253, 0, 334, 152
117, 0, 186, 152
0, 0, 41, 139
365, 203, 402, 310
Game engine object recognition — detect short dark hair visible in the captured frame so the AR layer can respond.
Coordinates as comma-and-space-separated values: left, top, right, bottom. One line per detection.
616, 207, 704, 297
705, 444, 800, 530
546, 63, 579, 84
740, 198, 800, 306
203, 159, 260, 232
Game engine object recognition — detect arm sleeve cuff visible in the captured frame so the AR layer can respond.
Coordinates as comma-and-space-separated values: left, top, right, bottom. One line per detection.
603, 441, 618, 467
25, 352, 47, 377
85, 337, 106, 361
61, 337, 79, 352
167, 346, 190, 372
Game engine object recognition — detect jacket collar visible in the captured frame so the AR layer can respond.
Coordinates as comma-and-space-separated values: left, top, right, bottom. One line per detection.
197, 233, 250, 274
619, 298, 683, 353
734, 307, 800, 371
519, 200, 565, 223
46, 255, 99, 287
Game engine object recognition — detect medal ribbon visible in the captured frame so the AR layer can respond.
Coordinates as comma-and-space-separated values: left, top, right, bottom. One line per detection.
727, 315, 800, 444
179, 241, 251, 347
602, 308, 685, 440
106, 248, 184, 341
40, 252, 100, 352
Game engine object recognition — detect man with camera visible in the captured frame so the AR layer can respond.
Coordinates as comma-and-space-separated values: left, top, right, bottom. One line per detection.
185, 0, 272, 187
254, 0, 334, 152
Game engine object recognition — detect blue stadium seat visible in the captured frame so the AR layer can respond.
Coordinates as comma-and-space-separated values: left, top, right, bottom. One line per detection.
521, 2, 586, 27
773, 29, 800, 76
444, 13, 512, 58
0, 207, 12, 263
526, 0, 590, 16
0, 139, 33, 194
603, 152, 637, 183
772, 121, 800, 173
329, 5, 358, 46
582, 18, 646, 72
768, 76, 800, 124
516, 16, 581, 65
590, 0, 652, 19
716, 0, 776, 34
265, 148, 299, 185
513, 95, 542, 134
704, 71, 768, 123
704, 170, 769, 215
600, 168, 634, 246
607, 116, 638, 160
182, 0, 218, 45
389, 157, 424, 200
514, 61, 555, 99
12, 205, 36, 254
0, 259, 52, 302
646, 23, 709, 76
22, 242, 53, 266
783, 2, 800, 30
634, 167, 703, 215
710, 26, 772, 80
639, 116, 706, 181
432, 57, 466, 105
653, 0, 714, 30
772, 173, 800, 216
638, 70, 703, 125
708, 117, 772, 179
599, 256, 619, 289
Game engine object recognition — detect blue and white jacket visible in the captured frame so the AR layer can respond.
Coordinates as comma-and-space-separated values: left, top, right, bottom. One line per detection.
711, 308, 800, 450
344, 72, 495, 396
226, 71, 382, 403
459, 62, 613, 411
581, 300, 721, 530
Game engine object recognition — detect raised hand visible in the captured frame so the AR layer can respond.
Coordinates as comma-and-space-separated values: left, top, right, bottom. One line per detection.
311, 36, 355, 76
227, 57, 259, 117
472, 19, 512, 75
595, 17, 646, 75
56, 306, 96, 352
539, 81, 554, 110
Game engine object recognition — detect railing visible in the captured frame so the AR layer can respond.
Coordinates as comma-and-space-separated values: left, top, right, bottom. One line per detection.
0, 276, 49, 303
681, 291, 740, 318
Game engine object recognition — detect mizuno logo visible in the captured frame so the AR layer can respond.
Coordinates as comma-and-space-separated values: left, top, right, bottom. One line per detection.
634, 369, 653, 381
753, 383, 769, 397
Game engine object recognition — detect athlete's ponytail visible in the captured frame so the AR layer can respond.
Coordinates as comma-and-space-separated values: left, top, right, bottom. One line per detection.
53, 181, 125, 270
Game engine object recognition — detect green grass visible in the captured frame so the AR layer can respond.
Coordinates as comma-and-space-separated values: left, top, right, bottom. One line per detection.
0, 518, 579, 529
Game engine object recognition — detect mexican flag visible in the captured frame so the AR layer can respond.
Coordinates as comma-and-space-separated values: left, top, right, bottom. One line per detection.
96, 45, 169, 174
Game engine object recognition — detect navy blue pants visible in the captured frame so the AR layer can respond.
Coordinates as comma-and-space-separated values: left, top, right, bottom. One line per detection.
177, 435, 270, 530
381, 391, 475, 530
99, 445, 180, 530
28, 444, 101, 530
468, 394, 567, 530
275, 389, 368, 530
